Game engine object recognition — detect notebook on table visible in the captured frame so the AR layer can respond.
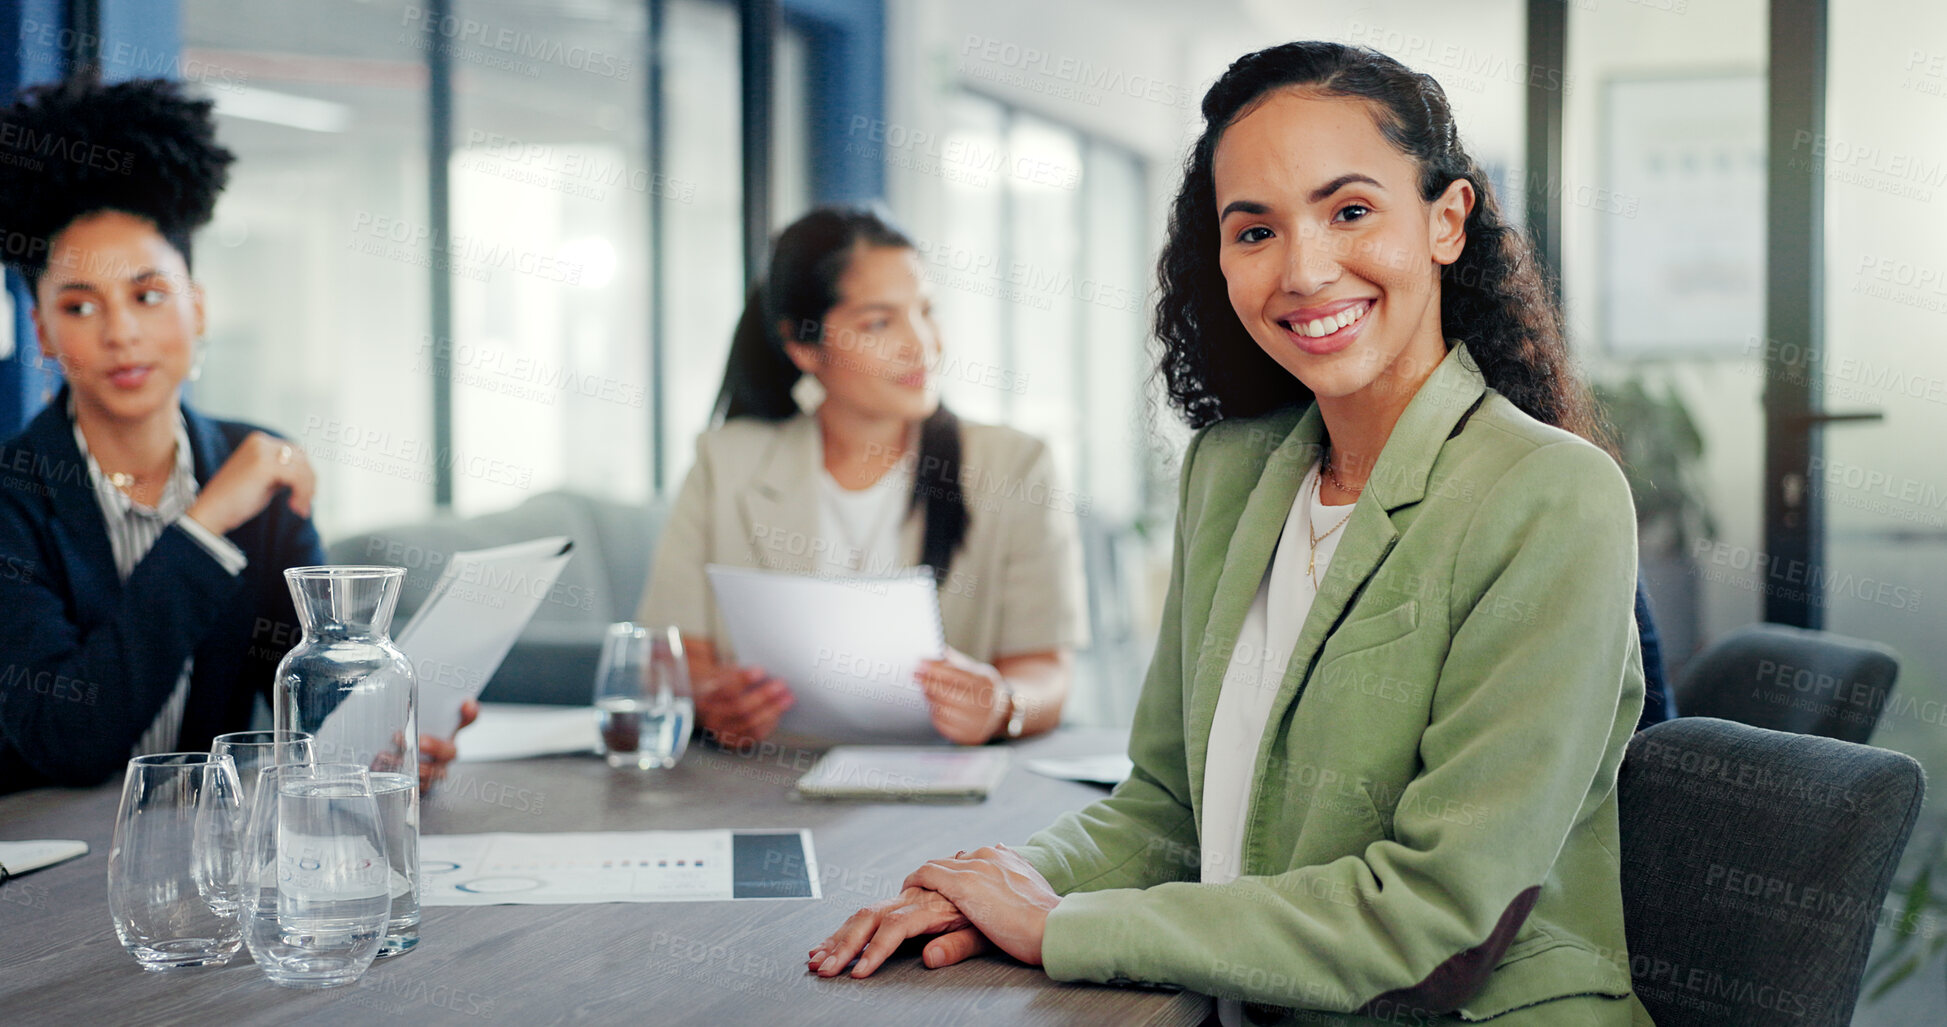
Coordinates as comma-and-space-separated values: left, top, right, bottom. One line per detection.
793, 746, 1011, 802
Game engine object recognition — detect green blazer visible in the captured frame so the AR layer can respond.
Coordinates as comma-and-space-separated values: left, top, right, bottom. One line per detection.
1017, 343, 1654, 1025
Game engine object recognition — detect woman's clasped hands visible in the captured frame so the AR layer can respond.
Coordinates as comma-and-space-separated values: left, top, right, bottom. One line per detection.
807, 843, 1060, 979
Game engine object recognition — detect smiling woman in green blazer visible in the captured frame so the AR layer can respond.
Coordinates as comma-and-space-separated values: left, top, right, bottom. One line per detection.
809, 42, 1654, 1026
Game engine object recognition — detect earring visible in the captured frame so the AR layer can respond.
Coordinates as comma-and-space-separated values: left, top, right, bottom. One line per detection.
187, 337, 206, 382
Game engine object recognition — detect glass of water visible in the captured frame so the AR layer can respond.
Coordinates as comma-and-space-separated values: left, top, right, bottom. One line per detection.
594, 622, 693, 770
241, 762, 391, 988
109, 753, 245, 970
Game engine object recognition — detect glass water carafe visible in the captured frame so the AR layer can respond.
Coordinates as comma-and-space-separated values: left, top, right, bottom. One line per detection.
271, 565, 422, 959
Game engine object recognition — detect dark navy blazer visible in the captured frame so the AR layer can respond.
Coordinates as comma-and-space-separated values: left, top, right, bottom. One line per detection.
0, 391, 324, 792
1635, 580, 1677, 731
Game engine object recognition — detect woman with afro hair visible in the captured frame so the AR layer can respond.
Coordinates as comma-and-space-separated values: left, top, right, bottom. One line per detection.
0, 75, 468, 793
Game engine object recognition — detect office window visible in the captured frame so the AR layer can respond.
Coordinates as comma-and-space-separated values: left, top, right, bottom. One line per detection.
1003, 111, 1083, 487
1563, 0, 1768, 666
932, 89, 1150, 525
658, 0, 743, 476
449, 0, 652, 516
1077, 141, 1147, 525
185, 0, 825, 534
930, 91, 1010, 426
772, 21, 811, 225
183, 0, 433, 537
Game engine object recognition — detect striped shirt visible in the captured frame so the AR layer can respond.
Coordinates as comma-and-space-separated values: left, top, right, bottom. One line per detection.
69, 402, 248, 756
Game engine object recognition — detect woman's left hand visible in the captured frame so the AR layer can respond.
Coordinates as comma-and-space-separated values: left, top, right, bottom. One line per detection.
902, 843, 1058, 967
418, 699, 479, 793
916, 648, 1008, 745
809, 885, 976, 979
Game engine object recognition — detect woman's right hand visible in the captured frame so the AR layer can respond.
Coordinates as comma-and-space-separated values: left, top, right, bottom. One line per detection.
185, 431, 316, 535
695, 662, 794, 748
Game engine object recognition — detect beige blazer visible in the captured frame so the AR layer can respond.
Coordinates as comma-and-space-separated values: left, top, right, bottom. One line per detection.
638, 413, 1089, 664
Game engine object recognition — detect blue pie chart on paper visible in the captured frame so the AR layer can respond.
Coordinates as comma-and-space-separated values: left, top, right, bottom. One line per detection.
454, 876, 543, 894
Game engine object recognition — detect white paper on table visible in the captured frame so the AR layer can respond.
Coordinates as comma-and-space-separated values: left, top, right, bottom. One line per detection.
395, 537, 575, 739
705, 565, 944, 744
454, 703, 599, 762
419, 829, 820, 905
0, 839, 88, 878
1024, 754, 1133, 787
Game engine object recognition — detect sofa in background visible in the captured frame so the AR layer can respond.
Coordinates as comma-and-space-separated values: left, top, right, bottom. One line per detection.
324, 490, 1164, 730
325, 490, 665, 706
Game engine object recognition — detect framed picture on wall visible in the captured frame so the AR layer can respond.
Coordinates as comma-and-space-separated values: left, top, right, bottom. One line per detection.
1601, 73, 1766, 357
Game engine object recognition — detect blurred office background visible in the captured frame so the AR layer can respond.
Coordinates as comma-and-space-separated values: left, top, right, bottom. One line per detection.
3, 2, 1944, 1019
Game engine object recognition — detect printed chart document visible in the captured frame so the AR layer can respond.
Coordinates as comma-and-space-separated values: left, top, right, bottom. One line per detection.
705, 566, 944, 743
419, 829, 819, 905
397, 537, 575, 738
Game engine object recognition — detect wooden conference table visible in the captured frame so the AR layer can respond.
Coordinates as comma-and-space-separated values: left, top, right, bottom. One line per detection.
0, 727, 1206, 1026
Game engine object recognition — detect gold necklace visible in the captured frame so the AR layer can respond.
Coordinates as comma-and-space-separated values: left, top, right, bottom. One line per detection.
102, 450, 173, 497
1308, 469, 1356, 589
1323, 447, 1366, 496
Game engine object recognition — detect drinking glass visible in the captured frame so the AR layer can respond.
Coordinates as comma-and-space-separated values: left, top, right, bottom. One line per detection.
213, 729, 318, 806
594, 623, 693, 770
108, 753, 245, 970
241, 762, 391, 988
206, 730, 317, 915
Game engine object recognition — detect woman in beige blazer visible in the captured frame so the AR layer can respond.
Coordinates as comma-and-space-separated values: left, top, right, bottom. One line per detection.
639, 207, 1088, 748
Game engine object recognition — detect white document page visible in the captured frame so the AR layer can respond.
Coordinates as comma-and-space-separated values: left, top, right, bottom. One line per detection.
0, 839, 88, 878
396, 536, 575, 739
705, 566, 944, 744
453, 703, 600, 763
419, 829, 819, 905
1024, 754, 1134, 787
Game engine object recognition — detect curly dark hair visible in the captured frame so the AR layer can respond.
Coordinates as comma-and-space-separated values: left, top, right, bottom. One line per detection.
0, 75, 234, 290
1155, 41, 1604, 445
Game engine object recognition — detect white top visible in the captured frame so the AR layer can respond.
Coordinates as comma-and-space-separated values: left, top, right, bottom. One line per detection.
815, 449, 915, 579
69, 402, 247, 756
1199, 461, 1352, 1026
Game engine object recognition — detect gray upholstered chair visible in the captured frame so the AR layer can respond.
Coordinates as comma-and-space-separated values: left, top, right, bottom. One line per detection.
1616, 717, 1924, 1026
1673, 623, 1900, 743
326, 490, 666, 705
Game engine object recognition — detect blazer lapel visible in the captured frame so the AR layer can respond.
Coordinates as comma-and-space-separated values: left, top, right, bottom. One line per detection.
1267, 341, 1491, 722
30, 391, 123, 623
181, 403, 230, 489
1184, 406, 1320, 813
737, 414, 821, 574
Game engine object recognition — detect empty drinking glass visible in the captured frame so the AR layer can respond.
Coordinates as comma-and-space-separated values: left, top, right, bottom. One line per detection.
206, 730, 317, 916
213, 728, 317, 807
594, 623, 693, 770
109, 753, 245, 970
241, 762, 391, 988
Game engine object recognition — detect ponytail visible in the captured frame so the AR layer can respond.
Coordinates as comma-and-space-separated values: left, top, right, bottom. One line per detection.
915, 406, 968, 580
713, 281, 802, 422
712, 205, 972, 577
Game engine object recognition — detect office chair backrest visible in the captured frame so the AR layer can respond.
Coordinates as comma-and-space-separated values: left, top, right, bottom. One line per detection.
1617, 717, 1924, 1026
1673, 623, 1900, 743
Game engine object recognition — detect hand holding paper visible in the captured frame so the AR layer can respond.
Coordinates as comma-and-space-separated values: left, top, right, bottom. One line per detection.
704, 566, 946, 744
394, 537, 575, 739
